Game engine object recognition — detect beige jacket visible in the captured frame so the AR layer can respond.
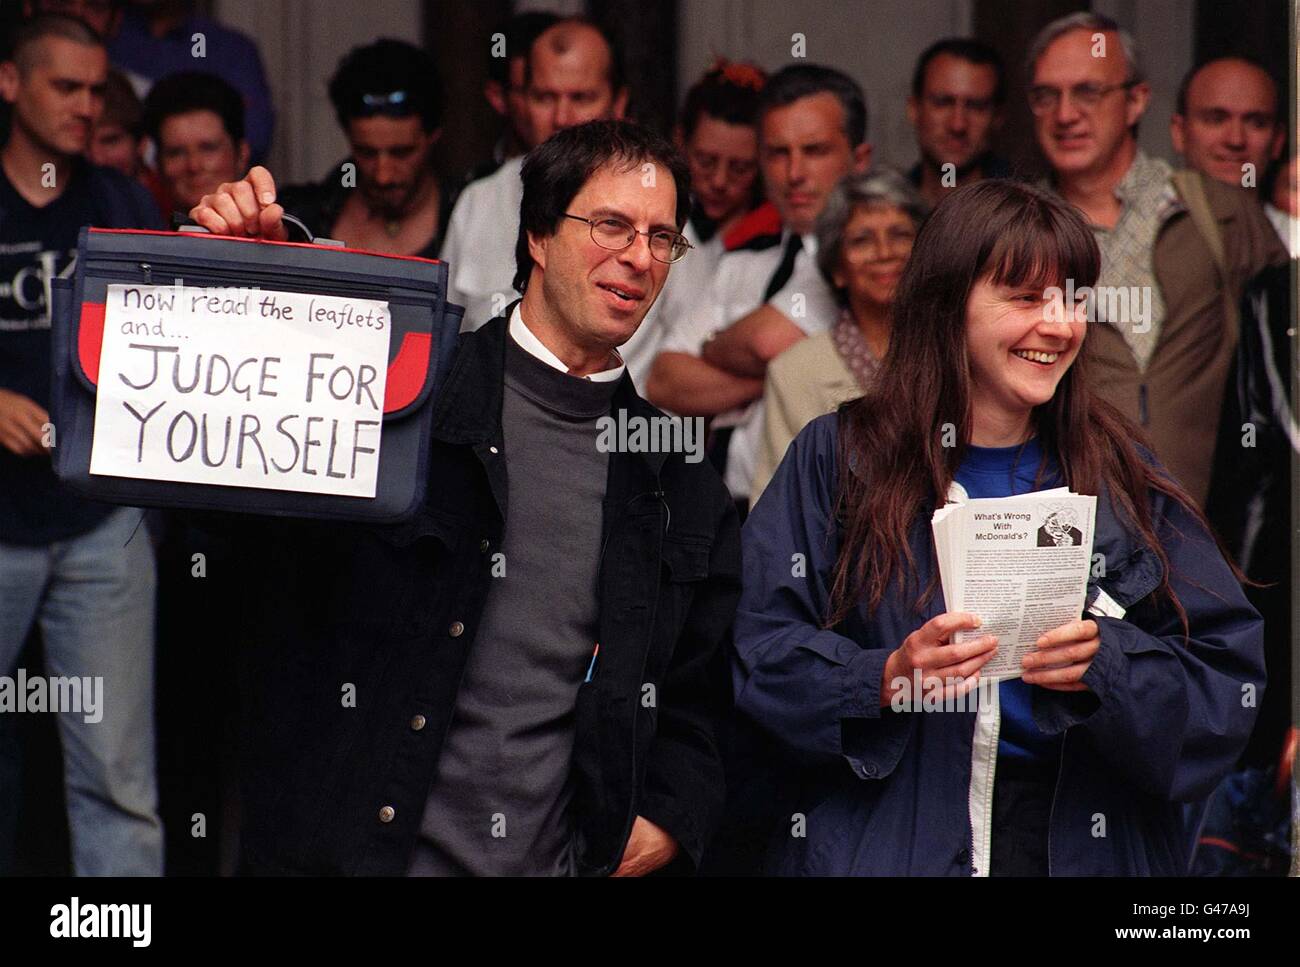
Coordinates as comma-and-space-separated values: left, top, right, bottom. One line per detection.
751, 332, 863, 504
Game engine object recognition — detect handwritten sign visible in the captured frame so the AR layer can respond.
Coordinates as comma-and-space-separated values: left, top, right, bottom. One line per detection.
89, 283, 389, 498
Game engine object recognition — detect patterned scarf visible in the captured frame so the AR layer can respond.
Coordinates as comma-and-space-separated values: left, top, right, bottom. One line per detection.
832, 309, 883, 390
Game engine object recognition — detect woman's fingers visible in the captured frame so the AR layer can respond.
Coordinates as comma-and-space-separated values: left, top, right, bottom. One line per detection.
1023, 637, 1098, 670
1035, 619, 1098, 649
932, 639, 998, 680
1022, 661, 1090, 687
929, 634, 997, 672
919, 611, 982, 646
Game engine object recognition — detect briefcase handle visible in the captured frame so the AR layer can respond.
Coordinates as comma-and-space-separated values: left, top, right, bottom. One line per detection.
178, 211, 345, 248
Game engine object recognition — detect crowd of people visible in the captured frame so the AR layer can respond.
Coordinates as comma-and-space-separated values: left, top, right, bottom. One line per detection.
0, 1, 1295, 877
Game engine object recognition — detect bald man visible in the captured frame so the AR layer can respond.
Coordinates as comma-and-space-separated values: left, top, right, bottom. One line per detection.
1171, 57, 1284, 190
440, 18, 629, 340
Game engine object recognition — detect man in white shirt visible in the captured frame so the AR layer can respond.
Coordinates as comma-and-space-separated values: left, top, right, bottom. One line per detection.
440, 17, 627, 335
634, 61, 767, 389
646, 65, 872, 507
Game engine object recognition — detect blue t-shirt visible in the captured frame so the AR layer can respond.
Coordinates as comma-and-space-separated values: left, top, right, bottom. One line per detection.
954, 436, 1064, 763
0, 160, 160, 545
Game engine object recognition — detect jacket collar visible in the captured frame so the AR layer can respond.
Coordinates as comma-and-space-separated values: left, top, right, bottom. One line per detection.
1088, 479, 1163, 609
429, 299, 671, 476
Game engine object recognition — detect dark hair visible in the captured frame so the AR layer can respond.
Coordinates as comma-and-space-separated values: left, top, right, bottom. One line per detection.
514, 119, 691, 294
1175, 55, 1279, 118
759, 64, 867, 146
328, 39, 443, 132
826, 179, 1234, 636
911, 38, 1006, 105
143, 71, 244, 146
680, 59, 767, 138
9, 12, 102, 72
101, 68, 142, 136
487, 10, 560, 86
524, 17, 626, 99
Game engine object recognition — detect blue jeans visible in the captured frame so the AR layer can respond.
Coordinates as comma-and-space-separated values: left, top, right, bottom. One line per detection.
0, 508, 162, 875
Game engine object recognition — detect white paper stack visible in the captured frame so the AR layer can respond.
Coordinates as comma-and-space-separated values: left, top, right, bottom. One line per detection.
931, 488, 1097, 681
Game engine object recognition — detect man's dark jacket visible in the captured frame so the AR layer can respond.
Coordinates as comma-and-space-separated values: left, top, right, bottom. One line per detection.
226, 311, 741, 875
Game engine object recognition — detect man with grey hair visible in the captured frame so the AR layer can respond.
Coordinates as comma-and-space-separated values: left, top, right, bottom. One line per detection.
1029, 11, 1286, 506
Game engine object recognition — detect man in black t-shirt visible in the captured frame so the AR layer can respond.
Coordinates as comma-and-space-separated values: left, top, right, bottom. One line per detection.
0, 14, 163, 875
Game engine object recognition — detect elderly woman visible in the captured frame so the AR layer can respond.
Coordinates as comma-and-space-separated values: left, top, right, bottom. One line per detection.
749, 169, 927, 502
734, 179, 1263, 876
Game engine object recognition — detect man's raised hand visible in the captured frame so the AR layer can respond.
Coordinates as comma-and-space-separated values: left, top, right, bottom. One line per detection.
189, 166, 288, 241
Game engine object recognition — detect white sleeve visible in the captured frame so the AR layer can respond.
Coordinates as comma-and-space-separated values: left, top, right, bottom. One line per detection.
657, 258, 733, 355
766, 248, 839, 335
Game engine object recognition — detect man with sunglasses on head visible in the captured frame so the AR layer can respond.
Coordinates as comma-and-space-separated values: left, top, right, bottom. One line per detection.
188, 119, 740, 877
1030, 12, 1286, 508
275, 39, 457, 259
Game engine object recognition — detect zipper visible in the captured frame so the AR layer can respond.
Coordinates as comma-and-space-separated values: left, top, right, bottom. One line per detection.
1138, 383, 1149, 425
88, 259, 433, 303
967, 683, 1001, 876
595, 480, 666, 875
1045, 730, 1068, 877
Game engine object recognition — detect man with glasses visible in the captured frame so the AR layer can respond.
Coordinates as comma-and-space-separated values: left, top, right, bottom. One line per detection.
1029, 12, 1286, 507
277, 39, 456, 259
188, 119, 740, 877
906, 38, 1009, 206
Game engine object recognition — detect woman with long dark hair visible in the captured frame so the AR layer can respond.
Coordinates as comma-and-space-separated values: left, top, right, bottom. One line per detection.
733, 179, 1264, 876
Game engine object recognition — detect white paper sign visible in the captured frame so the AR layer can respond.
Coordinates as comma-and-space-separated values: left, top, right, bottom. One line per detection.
89, 282, 389, 498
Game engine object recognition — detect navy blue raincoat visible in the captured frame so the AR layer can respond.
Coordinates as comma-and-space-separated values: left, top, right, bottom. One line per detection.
733, 413, 1264, 876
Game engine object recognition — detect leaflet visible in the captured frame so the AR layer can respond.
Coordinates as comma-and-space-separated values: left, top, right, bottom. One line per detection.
931, 490, 1097, 681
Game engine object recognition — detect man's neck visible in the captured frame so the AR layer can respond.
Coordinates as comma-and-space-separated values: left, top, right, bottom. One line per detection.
517, 290, 616, 377
1, 129, 75, 208
848, 297, 890, 358
1055, 139, 1137, 229
969, 399, 1033, 448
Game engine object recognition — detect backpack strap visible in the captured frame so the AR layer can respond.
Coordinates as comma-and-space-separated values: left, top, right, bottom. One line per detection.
1171, 169, 1238, 342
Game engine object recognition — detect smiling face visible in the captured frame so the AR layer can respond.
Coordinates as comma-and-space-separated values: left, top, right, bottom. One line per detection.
833, 203, 916, 310
1171, 59, 1282, 188
1031, 29, 1146, 179
965, 273, 1086, 436
527, 161, 678, 361
157, 108, 249, 210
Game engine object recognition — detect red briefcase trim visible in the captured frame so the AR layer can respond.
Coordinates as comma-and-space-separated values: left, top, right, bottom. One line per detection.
75, 301, 431, 416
